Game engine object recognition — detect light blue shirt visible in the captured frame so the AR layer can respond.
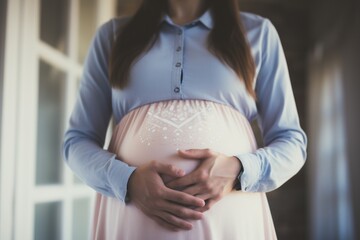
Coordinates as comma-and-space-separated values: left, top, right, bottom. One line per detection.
63, 9, 307, 202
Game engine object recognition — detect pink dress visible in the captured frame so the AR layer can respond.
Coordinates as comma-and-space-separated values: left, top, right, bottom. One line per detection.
91, 99, 277, 239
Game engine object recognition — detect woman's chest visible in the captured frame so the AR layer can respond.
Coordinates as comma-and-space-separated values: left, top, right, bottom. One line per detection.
111, 28, 258, 122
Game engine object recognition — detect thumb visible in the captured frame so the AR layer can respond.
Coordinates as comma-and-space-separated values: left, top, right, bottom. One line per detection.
153, 162, 185, 177
177, 148, 213, 159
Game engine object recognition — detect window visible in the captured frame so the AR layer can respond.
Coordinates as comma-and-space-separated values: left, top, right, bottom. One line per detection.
1, 0, 116, 239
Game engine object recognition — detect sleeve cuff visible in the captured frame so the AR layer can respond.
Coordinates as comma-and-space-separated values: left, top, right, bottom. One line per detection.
107, 157, 137, 202
235, 153, 262, 192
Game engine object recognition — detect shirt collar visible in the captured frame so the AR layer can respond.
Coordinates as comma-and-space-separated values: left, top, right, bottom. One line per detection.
161, 8, 214, 29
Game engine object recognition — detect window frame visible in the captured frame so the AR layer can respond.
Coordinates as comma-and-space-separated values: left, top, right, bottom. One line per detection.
0, 0, 116, 239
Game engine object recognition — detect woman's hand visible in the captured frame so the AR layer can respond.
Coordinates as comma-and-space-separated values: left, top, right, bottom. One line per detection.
127, 160, 205, 231
166, 149, 242, 212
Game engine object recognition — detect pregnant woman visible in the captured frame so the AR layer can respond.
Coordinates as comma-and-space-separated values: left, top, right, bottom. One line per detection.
63, 0, 307, 239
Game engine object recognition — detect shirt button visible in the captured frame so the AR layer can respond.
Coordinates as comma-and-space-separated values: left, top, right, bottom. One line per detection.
175, 62, 181, 67
174, 87, 180, 93
176, 46, 182, 52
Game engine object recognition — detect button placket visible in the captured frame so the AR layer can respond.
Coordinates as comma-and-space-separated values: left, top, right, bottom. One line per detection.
172, 27, 185, 98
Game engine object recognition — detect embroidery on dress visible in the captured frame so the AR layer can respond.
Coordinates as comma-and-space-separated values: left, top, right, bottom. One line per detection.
139, 101, 221, 149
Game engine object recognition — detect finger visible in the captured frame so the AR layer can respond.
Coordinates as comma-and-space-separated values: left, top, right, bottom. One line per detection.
164, 188, 205, 207
181, 185, 204, 196
194, 198, 219, 213
167, 169, 208, 189
192, 193, 212, 202
157, 212, 193, 230
161, 201, 203, 220
166, 173, 196, 189
177, 148, 214, 159
152, 161, 185, 177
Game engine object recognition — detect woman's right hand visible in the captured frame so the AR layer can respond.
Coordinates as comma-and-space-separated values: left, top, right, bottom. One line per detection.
127, 160, 205, 231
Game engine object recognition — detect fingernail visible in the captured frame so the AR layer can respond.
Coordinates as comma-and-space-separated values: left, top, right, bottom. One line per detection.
177, 169, 185, 176
178, 149, 189, 152
186, 224, 193, 230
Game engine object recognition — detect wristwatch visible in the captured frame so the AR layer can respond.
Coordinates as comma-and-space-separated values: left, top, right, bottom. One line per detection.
233, 156, 244, 191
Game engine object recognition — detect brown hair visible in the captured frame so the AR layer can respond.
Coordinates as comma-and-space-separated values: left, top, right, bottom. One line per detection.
109, 0, 256, 98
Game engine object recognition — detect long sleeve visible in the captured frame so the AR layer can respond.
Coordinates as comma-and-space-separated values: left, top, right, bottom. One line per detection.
236, 19, 307, 192
62, 20, 136, 202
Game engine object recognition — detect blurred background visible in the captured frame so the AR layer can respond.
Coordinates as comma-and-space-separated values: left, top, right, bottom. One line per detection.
0, 0, 359, 239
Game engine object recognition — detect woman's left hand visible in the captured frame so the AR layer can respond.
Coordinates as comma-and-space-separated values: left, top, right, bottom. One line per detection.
166, 149, 242, 212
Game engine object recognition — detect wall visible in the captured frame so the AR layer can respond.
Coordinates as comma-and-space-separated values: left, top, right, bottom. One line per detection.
308, 0, 360, 239
342, 17, 360, 240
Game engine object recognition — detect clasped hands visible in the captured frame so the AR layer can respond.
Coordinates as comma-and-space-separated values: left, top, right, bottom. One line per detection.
127, 149, 242, 231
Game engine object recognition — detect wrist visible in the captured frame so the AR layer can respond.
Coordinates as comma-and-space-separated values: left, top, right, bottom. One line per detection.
229, 156, 242, 177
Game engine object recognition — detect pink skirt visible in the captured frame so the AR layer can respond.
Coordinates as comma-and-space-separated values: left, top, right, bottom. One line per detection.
91, 100, 277, 240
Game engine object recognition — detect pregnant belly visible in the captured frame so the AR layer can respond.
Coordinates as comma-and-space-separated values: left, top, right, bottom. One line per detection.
109, 100, 256, 176
93, 100, 277, 240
